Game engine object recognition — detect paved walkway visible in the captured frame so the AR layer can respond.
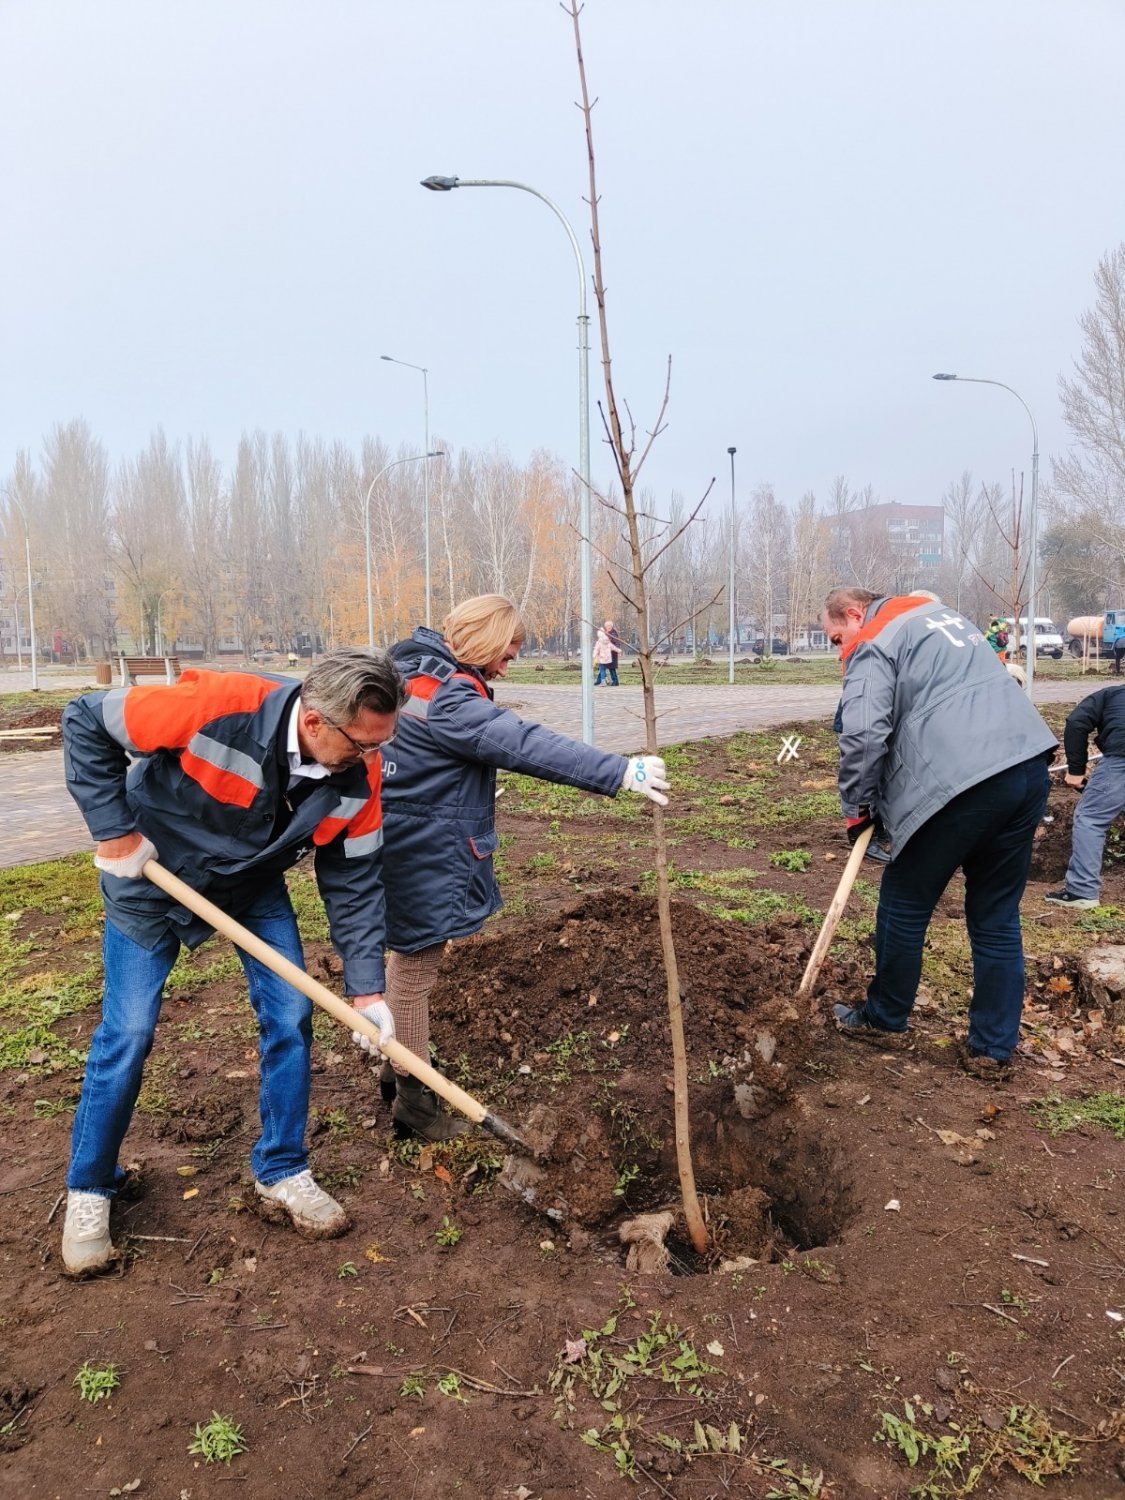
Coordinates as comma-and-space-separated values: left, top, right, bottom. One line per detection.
2, 679, 1092, 870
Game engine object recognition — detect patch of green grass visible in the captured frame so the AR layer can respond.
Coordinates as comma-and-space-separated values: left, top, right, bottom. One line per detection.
135, 1053, 177, 1116
770, 849, 812, 872
284, 866, 329, 942
167, 949, 242, 989
1030, 1089, 1125, 1140
875, 1397, 1078, 1495
710, 890, 818, 926
74, 1361, 120, 1402
188, 1412, 247, 1465
33, 1092, 79, 1118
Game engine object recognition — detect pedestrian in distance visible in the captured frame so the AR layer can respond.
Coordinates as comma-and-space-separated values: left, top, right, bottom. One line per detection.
59, 649, 405, 1275
985, 617, 1009, 662
593, 625, 616, 686
604, 619, 624, 686
823, 587, 1057, 1079
1045, 683, 1125, 910
367, 594, 671, 1140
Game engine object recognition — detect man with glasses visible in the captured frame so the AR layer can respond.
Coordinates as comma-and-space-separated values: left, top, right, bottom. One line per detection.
58, 648, 405, 1275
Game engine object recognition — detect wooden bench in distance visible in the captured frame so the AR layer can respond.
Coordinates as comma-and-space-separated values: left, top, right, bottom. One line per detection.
118, 655, 181, 685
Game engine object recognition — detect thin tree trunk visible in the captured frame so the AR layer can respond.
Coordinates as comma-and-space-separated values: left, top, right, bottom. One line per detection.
567, 0, 707, 1254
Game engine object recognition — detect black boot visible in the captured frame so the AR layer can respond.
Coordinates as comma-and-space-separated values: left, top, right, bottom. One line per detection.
379, 1058, 397, 1104
392, 1074, 470, 1142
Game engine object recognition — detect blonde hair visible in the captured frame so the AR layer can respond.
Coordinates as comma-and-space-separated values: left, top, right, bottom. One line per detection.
442, 594, 526, 668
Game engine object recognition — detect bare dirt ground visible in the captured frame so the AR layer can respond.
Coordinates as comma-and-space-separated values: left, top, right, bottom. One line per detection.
2, 724, 1123, 1499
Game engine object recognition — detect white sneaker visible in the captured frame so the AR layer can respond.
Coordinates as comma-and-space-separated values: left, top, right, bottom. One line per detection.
254, 1170, 349, 1239
61, 1191, 115, 1276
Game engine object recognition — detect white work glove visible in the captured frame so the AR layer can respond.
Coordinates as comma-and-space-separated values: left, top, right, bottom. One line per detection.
351, 999, 395, 1056
621, 755, 670, 807
94, 834, 158, 880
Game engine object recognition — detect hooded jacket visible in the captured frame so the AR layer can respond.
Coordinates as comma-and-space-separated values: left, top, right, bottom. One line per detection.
381, 627, 626, 952
837, 597, 1057, 856
62, 670, 388, 995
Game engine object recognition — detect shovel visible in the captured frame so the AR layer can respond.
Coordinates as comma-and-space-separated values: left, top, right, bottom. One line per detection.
796, 824, 873, 1000
142, 860, 529, 1153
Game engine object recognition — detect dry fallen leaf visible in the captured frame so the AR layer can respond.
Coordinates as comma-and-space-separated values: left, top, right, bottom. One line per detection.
434, 1165, 453, 1185
885, 1199, 901, 1212
364, 1244, 392, 1265
182, 1188, 199, 1200
1046, 975, 1074, 994
176, 1166, 198, 1178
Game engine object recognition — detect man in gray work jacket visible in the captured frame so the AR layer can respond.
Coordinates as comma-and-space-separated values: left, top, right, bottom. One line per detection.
824, 588, 1057, 1078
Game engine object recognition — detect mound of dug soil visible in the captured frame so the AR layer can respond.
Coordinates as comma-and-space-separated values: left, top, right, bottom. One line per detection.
429, 890, 858, 1251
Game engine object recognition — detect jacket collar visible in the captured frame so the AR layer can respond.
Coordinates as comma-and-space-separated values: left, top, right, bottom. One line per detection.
839, 595, 934, 666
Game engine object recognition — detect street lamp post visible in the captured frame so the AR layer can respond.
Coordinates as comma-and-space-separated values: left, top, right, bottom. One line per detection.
727, 447, 737, 684
421, 174, 595, 745
932, 373, 1039, 698
381, 355, 433, 628
7, 494, 39, 691
362, 453, 445, 649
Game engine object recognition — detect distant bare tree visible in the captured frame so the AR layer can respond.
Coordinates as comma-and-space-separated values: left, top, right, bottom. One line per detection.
1053, 243, 1125, 577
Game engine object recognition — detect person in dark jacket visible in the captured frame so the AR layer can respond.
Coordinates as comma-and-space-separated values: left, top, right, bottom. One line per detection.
361, 594, 670, 1140
59, 649, 405, 1275
1045, 684, 1125, 909
824, 587, 1057, 1079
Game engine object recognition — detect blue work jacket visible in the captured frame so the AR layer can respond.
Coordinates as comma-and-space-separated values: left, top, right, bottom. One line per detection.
381, 628, 626, 952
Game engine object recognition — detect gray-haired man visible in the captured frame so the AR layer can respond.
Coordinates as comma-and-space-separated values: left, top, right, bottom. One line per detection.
59, 649, 405, 1275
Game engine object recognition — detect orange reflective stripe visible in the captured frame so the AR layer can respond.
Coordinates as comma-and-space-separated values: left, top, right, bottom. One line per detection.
314, 757, 384, 847
180, 747, 261, 808
123, 670, 281, 752
840, 597, 932, 667
406, 670, 487, 702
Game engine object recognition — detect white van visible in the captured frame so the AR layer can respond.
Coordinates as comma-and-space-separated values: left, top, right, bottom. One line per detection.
1013, 617, 1064, 659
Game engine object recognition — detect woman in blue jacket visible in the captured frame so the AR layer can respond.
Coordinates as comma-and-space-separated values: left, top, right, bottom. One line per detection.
364, 594, 670, 1140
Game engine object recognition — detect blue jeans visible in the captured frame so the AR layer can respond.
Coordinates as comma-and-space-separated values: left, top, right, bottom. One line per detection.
863, 755, 1050, 1060
69, 885, 314, 1195
1063, 755, 1125, 899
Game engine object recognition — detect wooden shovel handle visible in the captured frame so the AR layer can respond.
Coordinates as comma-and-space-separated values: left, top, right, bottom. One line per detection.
797, 825, 873, 1000
142, 860, 491, 1126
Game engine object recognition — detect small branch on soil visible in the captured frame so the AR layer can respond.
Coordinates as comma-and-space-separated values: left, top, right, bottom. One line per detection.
184, 1230, 206, 1263
477, 1301, 522, 1349
1052, 1354, 1076, 1380
1107, 1055, 1125, 1067
221, 1321, 289, 1331
633, 1459, 678, 1500
0, 1170, 56, 1196
168, 1281, 205, 1302
342, 1424, 372, 1461
978, 1302, 1021, 1326
46, 1192, 63, 1225
443, 1366, 540, 1397
1011, 1252, 1050, 1267
489, 1359, 527, 1389
131, 1234, 192, 1242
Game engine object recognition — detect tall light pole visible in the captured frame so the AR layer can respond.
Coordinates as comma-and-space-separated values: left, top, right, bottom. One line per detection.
421, 173, 595, 745
932, 373, 1039, 698
381, 355, 433, 628
362, 452, 445, 649
727, 447, 737, 684
6, 492, 39, 691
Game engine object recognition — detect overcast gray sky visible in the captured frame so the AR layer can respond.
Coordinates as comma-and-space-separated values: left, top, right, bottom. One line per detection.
2, 0, 1121, 514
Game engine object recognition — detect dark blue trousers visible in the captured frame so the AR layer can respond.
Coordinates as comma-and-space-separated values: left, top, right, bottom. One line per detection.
864, 755, 1050, 1060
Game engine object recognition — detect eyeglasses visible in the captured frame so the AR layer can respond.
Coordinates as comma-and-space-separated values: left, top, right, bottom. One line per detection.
324, 718, 384, 756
